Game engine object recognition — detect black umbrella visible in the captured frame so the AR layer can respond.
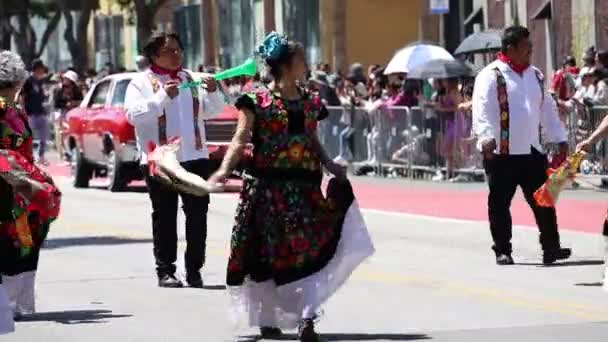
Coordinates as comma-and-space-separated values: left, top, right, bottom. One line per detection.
454, 30, 501, 56
408, 59, 474, 79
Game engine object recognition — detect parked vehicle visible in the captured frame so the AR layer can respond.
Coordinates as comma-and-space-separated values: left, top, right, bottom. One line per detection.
63, 73, 241, 192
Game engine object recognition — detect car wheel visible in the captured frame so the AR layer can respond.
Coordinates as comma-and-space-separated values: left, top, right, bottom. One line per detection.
106, 149, 127, 192
71, 147, 92, 188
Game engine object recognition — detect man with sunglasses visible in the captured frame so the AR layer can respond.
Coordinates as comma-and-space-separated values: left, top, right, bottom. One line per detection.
125, 32, 225, 288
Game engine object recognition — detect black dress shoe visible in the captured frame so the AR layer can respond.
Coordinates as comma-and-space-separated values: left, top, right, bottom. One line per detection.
298, 319, 320, 342
260, 326, 283, 339
158, 274, 183, 288
186, 272, 204, 288
543, 248, 572, 265
496, 254, 515, 265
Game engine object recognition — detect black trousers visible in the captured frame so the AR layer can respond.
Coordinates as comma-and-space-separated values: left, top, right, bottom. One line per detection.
143, 158, 211, 277
484, 149, 561, 255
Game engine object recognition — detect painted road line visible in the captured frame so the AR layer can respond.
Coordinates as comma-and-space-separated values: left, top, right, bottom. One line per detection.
46, 219, 608, 322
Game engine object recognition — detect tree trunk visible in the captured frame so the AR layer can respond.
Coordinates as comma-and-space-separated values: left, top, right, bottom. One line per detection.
263, 0, 275, 32
14, 6, 37, 68
61, 0, 95, 74
333, 0, 346, 73
133, 0, 169, 52
201, 0, 218, 66
0, 1, 11, 50
35, 10, 61, 59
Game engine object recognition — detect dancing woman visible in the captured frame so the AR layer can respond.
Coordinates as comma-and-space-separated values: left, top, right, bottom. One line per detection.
0, 50, 61, 325
208, 33, 374, 342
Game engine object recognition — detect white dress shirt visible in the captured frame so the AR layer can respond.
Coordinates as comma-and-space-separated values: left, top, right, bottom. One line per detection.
472, 60, 567, 155
125, 69, 225, 164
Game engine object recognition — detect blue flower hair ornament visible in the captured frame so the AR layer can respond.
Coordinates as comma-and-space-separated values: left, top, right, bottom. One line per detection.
257, 32, 289, 61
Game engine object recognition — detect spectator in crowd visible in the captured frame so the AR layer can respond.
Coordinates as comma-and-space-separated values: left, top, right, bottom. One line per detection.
21, 59, 49, 164
99, 62, 115, 78
319, 63, 331, 74
584, 46, 596, 67
310, 70, 340, 106
84, 68, 97, 91
53, 70, 84, 160
558, 67, 594, 116
457, 82, 477, 172
590, 67, 608, 106
367, 64, 381, 94
335, 79, 366, 163
434, 78, 463, 181
136, 55, 150, 72
423, 78, 445, 169
577, 47, 597, 88
552, 56, 580, 124
551, 56, 579, 101
572, 67, 596, 105
348, 63, 367, 85
596, 49, 608, 70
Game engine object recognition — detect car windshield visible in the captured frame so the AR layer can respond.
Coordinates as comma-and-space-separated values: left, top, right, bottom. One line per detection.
111, 79, 131, 107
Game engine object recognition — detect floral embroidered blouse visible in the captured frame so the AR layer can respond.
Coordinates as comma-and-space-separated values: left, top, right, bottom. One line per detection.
235, 88, 328, 180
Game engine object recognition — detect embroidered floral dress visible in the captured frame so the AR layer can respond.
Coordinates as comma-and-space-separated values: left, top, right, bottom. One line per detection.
226, 88, 374, 330
0, 98, 61, 276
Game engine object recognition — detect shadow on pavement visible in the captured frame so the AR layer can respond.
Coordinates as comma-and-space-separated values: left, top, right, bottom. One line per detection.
89, 184, 149, 193
16, 309, 132, 325
320, 333, 431, 341
574, 282, 603, 287
516, 260, 604, 267
44, 236, 152, 250
238, 333, 431, 341
202, 284, 227, 290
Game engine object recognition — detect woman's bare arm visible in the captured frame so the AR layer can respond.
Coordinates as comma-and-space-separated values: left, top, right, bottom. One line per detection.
215, 108, 254, 176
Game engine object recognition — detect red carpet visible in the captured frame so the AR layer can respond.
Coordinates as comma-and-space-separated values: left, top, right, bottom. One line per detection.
47, 163, 605, 234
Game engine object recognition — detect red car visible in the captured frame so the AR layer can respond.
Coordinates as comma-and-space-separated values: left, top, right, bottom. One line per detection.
63, 73, 240, 191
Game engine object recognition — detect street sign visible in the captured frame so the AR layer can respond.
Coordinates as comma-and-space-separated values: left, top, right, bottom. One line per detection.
430, 0, 450, 14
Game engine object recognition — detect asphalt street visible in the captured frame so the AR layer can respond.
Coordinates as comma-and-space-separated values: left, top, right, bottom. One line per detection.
3, 177, 608, 342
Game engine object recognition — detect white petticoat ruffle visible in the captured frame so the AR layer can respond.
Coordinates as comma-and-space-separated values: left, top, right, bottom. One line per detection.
0, 284, 15, 335
2, 271, 37, 316
229, 200, 375, 330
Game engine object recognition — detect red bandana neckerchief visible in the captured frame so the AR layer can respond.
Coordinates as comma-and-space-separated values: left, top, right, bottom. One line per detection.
497, 52, 529, 75
150, 64, 182, 80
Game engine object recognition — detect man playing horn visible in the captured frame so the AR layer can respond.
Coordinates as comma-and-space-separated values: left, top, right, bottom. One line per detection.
125, 32, 225, 288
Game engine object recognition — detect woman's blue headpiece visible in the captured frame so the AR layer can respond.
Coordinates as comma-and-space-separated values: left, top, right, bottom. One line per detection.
256, 32, 289, 61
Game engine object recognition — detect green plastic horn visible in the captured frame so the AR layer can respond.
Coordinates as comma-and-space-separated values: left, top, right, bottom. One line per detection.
179, 58, 257, 89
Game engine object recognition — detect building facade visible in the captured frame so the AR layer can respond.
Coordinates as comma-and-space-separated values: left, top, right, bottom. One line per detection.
423, 0, 603, 78
170, 0, 424, 73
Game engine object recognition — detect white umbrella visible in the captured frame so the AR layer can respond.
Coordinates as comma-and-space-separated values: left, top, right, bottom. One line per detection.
384, 44, 454, 75
408, 59, 474, 79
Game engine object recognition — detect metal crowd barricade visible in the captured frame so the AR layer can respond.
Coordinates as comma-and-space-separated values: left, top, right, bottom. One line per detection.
318, 105, 370, 162
318, 106, 343, 160
586, 105, 608, 172
319, 104, 484, 180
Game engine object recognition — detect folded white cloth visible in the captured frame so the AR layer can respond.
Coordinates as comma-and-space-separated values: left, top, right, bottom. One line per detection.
0, 284, 15, 335
2, 271, 36, 316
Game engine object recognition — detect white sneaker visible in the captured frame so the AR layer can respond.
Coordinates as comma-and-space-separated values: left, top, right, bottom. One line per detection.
432, 170, 444, 181
449, 174, 469, 183
333, 156, 348, 165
